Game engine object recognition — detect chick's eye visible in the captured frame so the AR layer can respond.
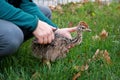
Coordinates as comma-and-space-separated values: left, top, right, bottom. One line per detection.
82, 27, 85, 29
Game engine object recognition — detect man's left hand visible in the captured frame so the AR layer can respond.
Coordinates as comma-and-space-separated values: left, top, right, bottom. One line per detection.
55, 27, 77, 39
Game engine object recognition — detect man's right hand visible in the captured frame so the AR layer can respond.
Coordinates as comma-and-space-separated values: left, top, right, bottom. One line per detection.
33, 20, 56, 44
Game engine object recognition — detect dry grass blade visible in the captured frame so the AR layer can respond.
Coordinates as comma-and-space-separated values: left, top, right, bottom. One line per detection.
72, 72, 81, 80
31, 72, 40, 80
92, 35, 100, 41
80, 64, 89, 71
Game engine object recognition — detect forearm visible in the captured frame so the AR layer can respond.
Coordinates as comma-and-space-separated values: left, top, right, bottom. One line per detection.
0, 0, 38, 31
20, 1, 58, 28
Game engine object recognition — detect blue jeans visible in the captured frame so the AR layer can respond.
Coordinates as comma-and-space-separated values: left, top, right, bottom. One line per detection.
0, 5, 52, 57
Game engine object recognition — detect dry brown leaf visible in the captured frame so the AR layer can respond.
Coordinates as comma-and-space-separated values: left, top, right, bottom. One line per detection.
92, 49, 100, 59
100, 50, 104, 54
82, 0, 89, 4
72, 72, 81, 80
92, 49, 111, 64
43, 60, 51, 69
87, 59, 91, 63
71, 2, 77, 5
48, 5, 56, 11
95, 0, 110, 6
80, 64, 89, 71
100, 29, 108, 39
49, 5, 63, 14
84, 64, 89, 70
94, 21, 97, 25
55, 5, 64, 14
103, 50, 111, 64
55, 5, 62, 10
69, 59, 73, 63
76, 3, 82, 8
68, 21, 74, 28
95, 0, 102, 5
116, 6, 120, 10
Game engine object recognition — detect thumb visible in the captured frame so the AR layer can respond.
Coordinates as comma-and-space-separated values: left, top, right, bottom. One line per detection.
67, 27, 77, 33
50, 26, 57, 31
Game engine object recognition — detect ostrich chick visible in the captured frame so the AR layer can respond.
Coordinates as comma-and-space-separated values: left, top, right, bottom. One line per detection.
31, 21, 91, 63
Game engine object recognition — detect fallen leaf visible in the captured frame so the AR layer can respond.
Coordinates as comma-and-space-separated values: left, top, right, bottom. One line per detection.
82, 0, 89, 4
95, 0, 102, 5
68, 21, 74, 28
84, 64, 89, 70
95, 0, 110, 6
49, 5, 63, 14
71, 2, 77, 5
116, 6, 120, 10
69, 59, 73, 63
48, 5, 56, 11
92, 49, 100, 59
100, 29, 108, 40
80, 64, 89, 71
94, 21, 97, 25
103, 50, 111, 64
55, 5, 64, 14
55, 5, 62, 10
87, 59, 91, 63
43, 59, 51, 69
76, 3, 83, 8
72, 72, 81, 80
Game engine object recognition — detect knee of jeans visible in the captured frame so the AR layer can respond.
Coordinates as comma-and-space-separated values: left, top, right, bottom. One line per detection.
48, 7, 52, 18
0, 39, 23, 57
45, 7, 52, 19
1, 37, 24, 57
41, 6, 52, 19
7, 38, 23, 54
0, 29, 24, 56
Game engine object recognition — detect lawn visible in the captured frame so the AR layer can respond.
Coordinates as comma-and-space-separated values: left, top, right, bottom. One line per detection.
0, 2, 120, 80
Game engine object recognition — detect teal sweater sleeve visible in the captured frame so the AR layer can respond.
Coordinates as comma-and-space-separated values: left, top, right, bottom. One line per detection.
0, 0, 38, 31
20, 0, 58, 28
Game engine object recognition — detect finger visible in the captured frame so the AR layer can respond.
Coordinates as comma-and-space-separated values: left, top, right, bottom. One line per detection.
44, 31, 53, 44
65, 32, 72, 39
43, 37, 48, 44
36, 32, 44, 44
50, 26, 57, 31
38, 37, 44, 44
51, 30, 55, 40
67, 27, 77, 33
47, 32, 52, 43
48, 29, 55, 40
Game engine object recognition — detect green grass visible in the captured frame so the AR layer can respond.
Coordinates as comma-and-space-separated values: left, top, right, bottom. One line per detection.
0, 2, 120, 80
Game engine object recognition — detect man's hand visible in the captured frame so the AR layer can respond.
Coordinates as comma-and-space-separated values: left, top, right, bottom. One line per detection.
33, 20, 56, 44
55, 27, 77, 49
55, 27, 77, 39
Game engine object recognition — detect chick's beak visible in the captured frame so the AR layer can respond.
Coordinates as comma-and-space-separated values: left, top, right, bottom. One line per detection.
86, 28, 91, 32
